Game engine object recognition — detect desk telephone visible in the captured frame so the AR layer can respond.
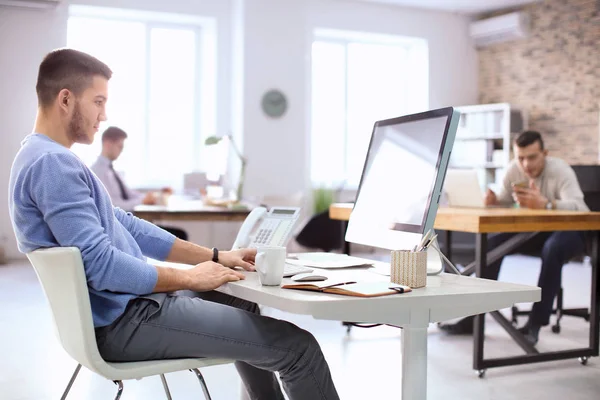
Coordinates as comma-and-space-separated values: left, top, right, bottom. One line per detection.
232, 206, 301, 249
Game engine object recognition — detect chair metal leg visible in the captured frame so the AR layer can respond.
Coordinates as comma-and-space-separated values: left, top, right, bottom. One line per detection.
60, 363, 82, 400
190, 368, 212, 400
160, 374, 173, 400
112, 380, 124, 400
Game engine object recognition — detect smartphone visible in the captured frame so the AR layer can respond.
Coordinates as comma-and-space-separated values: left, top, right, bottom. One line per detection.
512, 180, 529, 189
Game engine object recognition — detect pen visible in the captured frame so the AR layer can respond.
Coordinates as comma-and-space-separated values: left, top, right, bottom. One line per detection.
418, 229, 432, 250
421, 234, 439, 251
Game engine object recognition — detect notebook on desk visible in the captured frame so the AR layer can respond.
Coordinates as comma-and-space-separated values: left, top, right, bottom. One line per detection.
282, 280, 411, 297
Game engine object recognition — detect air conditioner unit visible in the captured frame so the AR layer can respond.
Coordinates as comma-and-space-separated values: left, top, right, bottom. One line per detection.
469, 12, 530, 47
0, 0, 61, 10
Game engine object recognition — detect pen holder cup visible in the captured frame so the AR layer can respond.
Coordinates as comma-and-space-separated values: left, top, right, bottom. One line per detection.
390, 250, 427, 288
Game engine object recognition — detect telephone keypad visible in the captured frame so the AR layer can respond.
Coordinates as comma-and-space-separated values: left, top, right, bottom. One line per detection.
254, 220, 279, 245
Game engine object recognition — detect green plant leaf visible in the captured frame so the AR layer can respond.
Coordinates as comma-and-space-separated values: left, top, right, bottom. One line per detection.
205, 136, 222, 145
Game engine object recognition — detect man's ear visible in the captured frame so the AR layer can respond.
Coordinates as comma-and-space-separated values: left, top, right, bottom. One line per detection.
58, 89, 72, 112
543, 149, 549, 157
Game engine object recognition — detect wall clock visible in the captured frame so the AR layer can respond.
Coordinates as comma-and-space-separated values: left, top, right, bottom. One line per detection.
261, 89, 288, 118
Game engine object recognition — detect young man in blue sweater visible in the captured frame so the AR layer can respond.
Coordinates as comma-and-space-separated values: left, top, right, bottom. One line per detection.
9, 48, 338, 400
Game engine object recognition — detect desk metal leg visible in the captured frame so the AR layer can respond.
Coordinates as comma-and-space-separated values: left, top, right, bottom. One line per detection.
443, 230, 452, 264
341, 221, 351, 255
471, 230, 600, 372
473, 233, 487, 373
402, 325, 428, 400
589, 231, 599, 354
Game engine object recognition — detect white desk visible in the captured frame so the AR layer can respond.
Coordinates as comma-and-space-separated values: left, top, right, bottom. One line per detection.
214, 268, 540, 400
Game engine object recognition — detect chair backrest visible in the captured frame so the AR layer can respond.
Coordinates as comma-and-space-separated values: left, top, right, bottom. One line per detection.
571, 165, 600, 212
27, 247, 106, 374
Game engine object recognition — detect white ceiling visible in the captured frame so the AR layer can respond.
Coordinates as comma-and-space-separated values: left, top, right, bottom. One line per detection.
353, 0, 540, 15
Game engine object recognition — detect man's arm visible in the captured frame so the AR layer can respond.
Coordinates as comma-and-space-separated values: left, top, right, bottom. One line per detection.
114, 207, 256, 270
114, 208, 215, 263
555, 168, 588, 211
151, 238, 256, 292
164, 238, 256, 271
153, 261, 246, 292
113, 207, 177, 261
494, 165, 518, 205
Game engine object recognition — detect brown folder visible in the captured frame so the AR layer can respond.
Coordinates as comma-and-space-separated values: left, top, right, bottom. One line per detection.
282, 280, 411, 297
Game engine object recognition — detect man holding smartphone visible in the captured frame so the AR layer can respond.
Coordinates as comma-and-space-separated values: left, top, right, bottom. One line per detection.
440, 131, 588, 345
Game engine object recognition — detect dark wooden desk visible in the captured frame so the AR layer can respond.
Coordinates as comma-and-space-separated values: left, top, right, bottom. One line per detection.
329, 203, 600, 375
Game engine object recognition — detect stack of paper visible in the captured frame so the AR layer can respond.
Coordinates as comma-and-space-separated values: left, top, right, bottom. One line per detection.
286, 253, 375, 269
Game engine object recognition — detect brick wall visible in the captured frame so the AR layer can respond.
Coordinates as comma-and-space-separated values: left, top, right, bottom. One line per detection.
478, 0, 600, 164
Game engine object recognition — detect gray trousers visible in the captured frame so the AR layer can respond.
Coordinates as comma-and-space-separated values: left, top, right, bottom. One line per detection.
95, 290, 339, 400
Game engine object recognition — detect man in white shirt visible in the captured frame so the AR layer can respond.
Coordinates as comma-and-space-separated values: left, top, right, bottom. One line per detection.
91, 126, 187, 240
439, 131, 588, 345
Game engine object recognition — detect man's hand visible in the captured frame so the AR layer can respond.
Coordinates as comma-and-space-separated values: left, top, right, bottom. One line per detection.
219, 248, 257, 271
512, 181, 548, 209
184, 261, 246, 291
484, 189, 497, 206
142, 192, 157, 205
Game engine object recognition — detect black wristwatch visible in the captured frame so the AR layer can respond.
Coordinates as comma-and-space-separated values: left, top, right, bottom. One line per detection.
212, 247, 219, 262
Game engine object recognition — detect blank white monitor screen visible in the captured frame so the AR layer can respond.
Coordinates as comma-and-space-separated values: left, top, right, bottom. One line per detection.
345, 108, 458, 250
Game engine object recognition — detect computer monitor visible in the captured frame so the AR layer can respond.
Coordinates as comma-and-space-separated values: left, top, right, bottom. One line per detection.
345, 107, 459, 250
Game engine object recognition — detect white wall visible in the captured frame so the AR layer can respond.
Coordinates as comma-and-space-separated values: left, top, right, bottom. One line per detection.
0, 0, 477, 259
239, 0, 478, 199
0, 5, 69, 260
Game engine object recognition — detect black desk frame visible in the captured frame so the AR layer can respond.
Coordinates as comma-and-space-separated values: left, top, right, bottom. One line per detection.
444, 230, 600, 375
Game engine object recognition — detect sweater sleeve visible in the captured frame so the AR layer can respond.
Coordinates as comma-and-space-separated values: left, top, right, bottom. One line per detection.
113, 207, 176, 260
555, 167, 589, 211
27, 153, 157, 295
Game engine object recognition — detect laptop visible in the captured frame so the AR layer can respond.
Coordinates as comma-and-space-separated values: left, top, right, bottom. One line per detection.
443, 169, 494, 208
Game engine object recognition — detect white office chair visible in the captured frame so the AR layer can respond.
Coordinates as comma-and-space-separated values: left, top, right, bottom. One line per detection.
27, 247, 232, 400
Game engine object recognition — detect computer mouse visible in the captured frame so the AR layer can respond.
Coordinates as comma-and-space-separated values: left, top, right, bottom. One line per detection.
291, 273, 328, 282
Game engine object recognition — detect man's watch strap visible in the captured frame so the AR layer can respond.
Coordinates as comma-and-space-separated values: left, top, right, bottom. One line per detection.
212, 247, 219, 262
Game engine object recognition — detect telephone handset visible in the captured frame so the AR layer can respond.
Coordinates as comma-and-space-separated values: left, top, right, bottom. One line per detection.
232, 206, 301, 249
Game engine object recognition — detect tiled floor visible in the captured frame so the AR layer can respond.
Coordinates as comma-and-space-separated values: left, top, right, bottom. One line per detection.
1, 254, 599, 399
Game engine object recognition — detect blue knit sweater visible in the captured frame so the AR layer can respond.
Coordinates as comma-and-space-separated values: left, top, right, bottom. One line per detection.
9, 133, 176, 327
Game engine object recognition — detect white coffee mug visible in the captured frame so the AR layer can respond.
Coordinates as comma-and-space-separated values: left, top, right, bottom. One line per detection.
255, 246, 286, 286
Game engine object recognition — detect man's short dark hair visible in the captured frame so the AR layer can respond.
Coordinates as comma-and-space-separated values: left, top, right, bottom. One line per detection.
36, 48, 112, 108
515, 130, 544, 150
102, 126, 128, 142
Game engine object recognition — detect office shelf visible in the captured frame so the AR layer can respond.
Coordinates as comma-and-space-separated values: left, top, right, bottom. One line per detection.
450, 103, 527, 187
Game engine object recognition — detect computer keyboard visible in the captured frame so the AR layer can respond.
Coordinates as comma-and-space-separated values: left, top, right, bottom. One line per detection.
283, 263, 313, 277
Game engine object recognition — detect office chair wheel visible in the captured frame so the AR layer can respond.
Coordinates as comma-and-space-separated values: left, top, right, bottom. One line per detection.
579, 357, 588, 366
476, 369, 486, 378
551, 324, 561, 334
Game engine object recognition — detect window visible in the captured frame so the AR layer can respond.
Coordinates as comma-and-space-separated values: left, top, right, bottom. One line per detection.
310, 29, 428, 188
67, 5, 217, 189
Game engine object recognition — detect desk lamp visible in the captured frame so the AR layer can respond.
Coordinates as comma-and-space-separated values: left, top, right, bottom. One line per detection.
205, 134, 247, 202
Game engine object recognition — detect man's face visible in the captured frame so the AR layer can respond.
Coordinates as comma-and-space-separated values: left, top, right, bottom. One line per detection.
514, 141, 548, 179
105, 138, 125, 161
66, 75, 108, 145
